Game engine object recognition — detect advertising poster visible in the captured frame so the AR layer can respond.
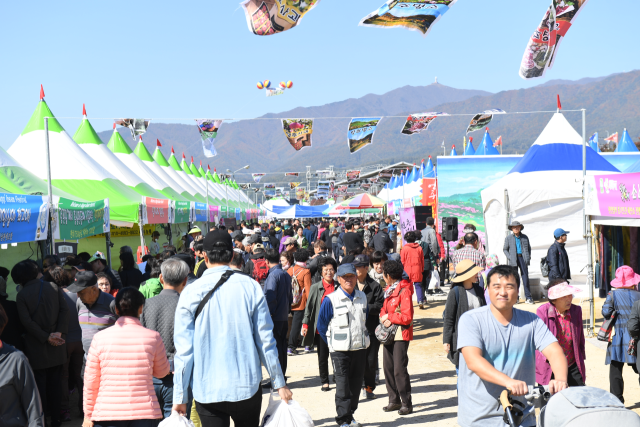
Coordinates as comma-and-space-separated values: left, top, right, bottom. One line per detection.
348, 117, 382, 154
347, 170, 361, 181
421, 178, 439, 226
174, 201, 191, 224
466, 109, 506, 134
401, 112, 448, 135
0, 193, 49, 244
192, 202, 208, 222
241, 0, 321, 36
55, 198, 110, 239
519, 0, 589, 79
399, 207, 416, 245
282, 119, 313, 151
586, 172, 640, 218
359, 0, 458, 37
141, 197, 171, 225
196, 119, 223, 158
209, 205, 220, 224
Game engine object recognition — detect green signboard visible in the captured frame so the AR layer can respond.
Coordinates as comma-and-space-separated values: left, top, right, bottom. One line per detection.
54, 198, 109, 240
174, 201, 191, 224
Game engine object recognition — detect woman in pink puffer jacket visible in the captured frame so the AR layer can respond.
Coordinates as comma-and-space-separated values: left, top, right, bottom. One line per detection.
83, 287, 170, 427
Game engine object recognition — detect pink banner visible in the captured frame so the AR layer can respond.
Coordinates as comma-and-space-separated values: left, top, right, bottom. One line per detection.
588, 173, 640, 218
399, 207, 416, 245
209, 205, 220, 224
142, 197, 170, 225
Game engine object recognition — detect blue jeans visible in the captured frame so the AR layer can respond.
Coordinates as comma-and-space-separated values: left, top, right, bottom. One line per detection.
153, 374, 192, 419
413, 282, 425, 303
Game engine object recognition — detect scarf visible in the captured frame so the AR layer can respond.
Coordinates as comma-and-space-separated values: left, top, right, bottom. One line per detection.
369, 269, 384, 282
281, 262, 290, 271
295, 261, 307, 269
321, 279, 335, 303
384, 280, 400, 299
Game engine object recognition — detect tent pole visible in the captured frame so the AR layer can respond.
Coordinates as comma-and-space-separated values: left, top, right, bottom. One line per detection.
206, 177, 210, 232
44, 117, 54, 256
582, 108, 595, 336
139, 204, 146, 257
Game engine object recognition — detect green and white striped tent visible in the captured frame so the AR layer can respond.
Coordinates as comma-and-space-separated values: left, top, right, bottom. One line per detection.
179, 153, 207, 195
7, 97, 141, 224
155, 146, 206, 202
74, 108, 165, 200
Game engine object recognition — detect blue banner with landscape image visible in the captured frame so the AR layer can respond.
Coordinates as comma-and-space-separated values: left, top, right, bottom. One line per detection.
0, 193, 50, 244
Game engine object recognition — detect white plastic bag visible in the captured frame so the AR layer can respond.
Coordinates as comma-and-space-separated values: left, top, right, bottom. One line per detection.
428, 271, 440, 290
260, 392, 314, 427
159, 412, 196, 427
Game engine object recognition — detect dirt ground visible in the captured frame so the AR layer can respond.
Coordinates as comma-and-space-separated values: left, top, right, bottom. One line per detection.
68, 294, 640, 427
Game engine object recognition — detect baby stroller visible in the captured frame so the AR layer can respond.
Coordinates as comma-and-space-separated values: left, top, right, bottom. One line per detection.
500, 385, 640, 427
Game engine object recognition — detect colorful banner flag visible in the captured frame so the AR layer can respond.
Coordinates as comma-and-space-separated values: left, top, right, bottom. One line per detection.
399, 207, 416, 245
605, 133, 619, 144
240, 183, 252, 189
347, 170, 361, 181
285, 172, 300, 177
359, 0, 458, 37
114, 118, 150, 142
195, 119, 223, 158
348, 117, 382, 154
141, 197, 171, 225
252, 173, 266, 183
296, 188, 305, 199
0, 193, 49, 244
494, 136, 503, 147
192, 202, 208, 222
289, 182, 301, 189
53, 198, 109, 240
519, 0, 589, 79
361, 183, 372, 189
265, 189, 276, 198
421, 178, 438, 227
282, 119, 313, 151
401, 112, 449, 135
241, 0, 321, 36
174, 201, 191, 224
466, 109, 506, 134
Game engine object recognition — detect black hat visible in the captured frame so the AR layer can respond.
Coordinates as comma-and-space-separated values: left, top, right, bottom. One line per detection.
248, 234, 261, 245
353, 254, 369, 267
66, 271, 98, 293
203, 230, 233, 252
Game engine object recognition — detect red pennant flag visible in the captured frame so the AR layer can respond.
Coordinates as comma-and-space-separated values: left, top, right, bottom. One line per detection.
605, 133, 619, 143
82, 104, 86, 116
469, 137, 474, 143
113, 123, 116, 130
171, 146, 175, 154
557, 94, 562, 111
191, 156, 194, 163
182, 153, 186, 159
452, 145, 456, 148
139, 136, 143, 142
156, 139, 162, 147
494, 136, 503, 147
40, 85, 45, 100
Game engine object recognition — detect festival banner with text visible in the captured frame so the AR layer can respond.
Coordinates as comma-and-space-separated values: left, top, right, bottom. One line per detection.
142, 197, 171, 225
0, 193, 49, 244
586, 172, 640, 218
55, 198, 109, 240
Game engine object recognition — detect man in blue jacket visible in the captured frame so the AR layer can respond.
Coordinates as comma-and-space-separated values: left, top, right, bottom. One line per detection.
265, 248, 293, 376
547, 228, 571, 281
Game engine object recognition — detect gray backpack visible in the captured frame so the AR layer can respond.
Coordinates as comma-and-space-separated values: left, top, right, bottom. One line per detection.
540, 386, 640, 427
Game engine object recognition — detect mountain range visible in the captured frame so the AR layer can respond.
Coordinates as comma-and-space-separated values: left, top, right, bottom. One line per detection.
98, 70, 640, 181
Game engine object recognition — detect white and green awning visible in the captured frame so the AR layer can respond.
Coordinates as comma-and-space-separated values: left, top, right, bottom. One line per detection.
158, 147, 206, 202
7, 98, 141, 223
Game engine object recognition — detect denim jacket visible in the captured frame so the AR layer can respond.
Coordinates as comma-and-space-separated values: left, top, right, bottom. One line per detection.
173, 266, 285, 404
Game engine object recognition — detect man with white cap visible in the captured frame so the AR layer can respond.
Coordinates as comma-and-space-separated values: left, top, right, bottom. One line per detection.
316, 263, 370, 427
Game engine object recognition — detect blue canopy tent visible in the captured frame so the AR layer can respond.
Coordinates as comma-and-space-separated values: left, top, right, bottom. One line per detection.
450, 145, 458, 156
422, 156, 435, 178
474, 129, 500, 155
589, 132, 600, 152
615, 129, 639, 153
464, 137, 476, 155
266, 204, 330, 218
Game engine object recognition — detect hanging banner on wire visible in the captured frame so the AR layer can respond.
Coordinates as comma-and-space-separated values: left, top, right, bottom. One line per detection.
191, 202, 208, 222
347, 170, 361, 181
296, 188, 305, 199
241, 0, 321, 36
195, 119, 223, 158
265, 189, 276, 199
0, 193, 49, 244
141, 197, 171, 225
289, 182, 302, 189
240, 183, 252, 190
401, 112, 449, 135
54, 198, 109, 240
114, 118, 150, 142
173, 201, 191, 224
282, 119, 313, 151
359, 0, 458, 37
252, 173, 266, 183
466, 109, 506, 134
316, 170, 334, 179
519, 0, 589, 80
264, 183, 276, 189
285, 172, 300, 177
348, 117, 382, 154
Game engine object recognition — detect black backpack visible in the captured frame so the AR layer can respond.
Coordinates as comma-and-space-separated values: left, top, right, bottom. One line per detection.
540, 257, 549, 278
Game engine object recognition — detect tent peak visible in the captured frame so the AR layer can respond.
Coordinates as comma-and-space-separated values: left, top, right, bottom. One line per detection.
40, 85, 44, 100
156, 139, 161, 147
82, 103, 86, 117
112, 122, 116, 130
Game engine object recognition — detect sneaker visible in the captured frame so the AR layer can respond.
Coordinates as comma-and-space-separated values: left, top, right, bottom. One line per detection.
303, 346, 311, 354
434, 288, 444, 295
364, 386, 376, 399
350, 419, 361, 427
426, 290, 434, 295
526, 298, 535, 305
418, 303, 424, 310
287, 349, 297, 356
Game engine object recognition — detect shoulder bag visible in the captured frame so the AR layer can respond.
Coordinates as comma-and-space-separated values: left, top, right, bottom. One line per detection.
597, 291, 618, 342
195, 270, 235, 320
375, 289, 405, 345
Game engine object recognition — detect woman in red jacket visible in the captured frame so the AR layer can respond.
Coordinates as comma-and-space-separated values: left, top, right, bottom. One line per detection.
401, 231, 425, 308
380, 260, 414, 416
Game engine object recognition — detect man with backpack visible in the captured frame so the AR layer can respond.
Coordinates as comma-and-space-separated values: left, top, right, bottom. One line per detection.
547, 228, 571, 281
287, 250, 312, 355
243, 244, 269, 290
264, 249, 292, 376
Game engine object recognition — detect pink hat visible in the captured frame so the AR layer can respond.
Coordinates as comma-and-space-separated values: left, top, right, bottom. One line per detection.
610, 266, 640, 288
548, 282, 581, 300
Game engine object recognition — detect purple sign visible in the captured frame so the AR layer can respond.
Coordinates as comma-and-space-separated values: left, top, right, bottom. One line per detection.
209, 205, 219, 224
399, 207, 416, 245
587, 172, 640, 218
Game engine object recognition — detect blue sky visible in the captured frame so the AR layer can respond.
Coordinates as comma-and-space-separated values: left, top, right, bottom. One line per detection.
1, 0, 639, 151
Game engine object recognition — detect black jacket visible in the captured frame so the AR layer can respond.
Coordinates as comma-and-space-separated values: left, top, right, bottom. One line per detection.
343, 231, 363, 255
119, 268, 144, 290
360, 275, 385, 334
547, 241, 571, 280
308, 251, 330, 282
320, 228, 331, 249
442, 283, 486, 366
0, 297, 24, 350
309, 225, 318, 243
0, 343, 43, 427
373, 231, 393, 253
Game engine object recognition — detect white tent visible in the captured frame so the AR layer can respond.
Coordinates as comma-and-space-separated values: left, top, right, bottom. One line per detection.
481, 113, 619, 281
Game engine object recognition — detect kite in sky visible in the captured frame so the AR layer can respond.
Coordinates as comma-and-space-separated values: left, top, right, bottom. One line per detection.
241, 0, 321, 36
466, 109, 506, 134
359, 0, 458, 37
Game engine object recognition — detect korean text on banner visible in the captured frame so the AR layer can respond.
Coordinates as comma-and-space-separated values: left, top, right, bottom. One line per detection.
399, 207, 416, 245
55, 198, 110, 240
421, 178, 438, 226
141, 197, 170, 225
0, 193, 49, 244
192, 202, 208, 223
348, 118, 382, 154
241, 0, 321, 36
586, 173, 640, 218
174, 201, 191, 224
359, 0, 458, 37
282, 119, 313, 151
209, 205, 220, 224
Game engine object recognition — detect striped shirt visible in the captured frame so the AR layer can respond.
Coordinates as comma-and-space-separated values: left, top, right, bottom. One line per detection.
76, 291, 118, 356
452, 245, 487, 281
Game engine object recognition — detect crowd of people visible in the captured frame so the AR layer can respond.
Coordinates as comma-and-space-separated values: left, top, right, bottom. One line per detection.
0, 216, 639, 427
